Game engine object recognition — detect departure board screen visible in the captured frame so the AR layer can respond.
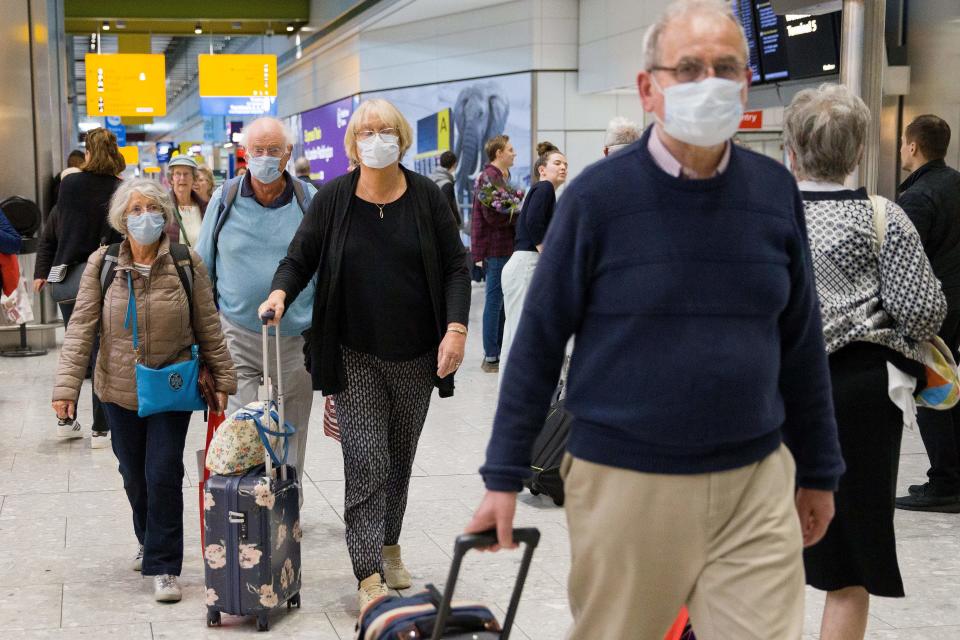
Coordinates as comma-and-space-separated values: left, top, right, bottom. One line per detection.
731, 0, 762, 84
755, 1, 790, 82
783, 12, 840, 79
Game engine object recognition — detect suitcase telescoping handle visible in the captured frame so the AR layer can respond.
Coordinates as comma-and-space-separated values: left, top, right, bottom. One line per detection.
431, 528, 541, 640
260, 310, 287, 482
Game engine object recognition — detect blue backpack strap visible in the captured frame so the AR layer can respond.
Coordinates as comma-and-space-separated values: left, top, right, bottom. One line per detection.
290, 174, 314, 214
210, 176, 243, 303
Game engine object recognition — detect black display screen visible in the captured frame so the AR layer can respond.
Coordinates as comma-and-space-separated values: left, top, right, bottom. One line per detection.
783, 12, 840, 79
755, 1, 790, 82
731, 0, 762, 84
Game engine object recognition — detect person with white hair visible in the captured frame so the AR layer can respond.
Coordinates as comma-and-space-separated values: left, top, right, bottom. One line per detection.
786, 84, 946, 640
52, 178, 236, 602
467, 1, 844, 638
196, 117, 318, 492
603, 116, 643, 155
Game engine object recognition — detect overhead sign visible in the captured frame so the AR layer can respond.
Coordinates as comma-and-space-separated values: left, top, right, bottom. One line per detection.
106, 115, 127, 147
300, 96, 359, 185
85, 54, 166, 117
198, 54, 278, 116
739, 111, 764, 129
119, 145, 139, 166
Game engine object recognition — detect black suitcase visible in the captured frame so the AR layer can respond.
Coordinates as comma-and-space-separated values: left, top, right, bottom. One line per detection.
204, 312, 302, 631
356, 528, 540, 639
524, 359, 572, 506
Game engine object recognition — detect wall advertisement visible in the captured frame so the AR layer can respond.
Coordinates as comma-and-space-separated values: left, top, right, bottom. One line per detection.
362, 72, 533, 215
299, 96, 360, 185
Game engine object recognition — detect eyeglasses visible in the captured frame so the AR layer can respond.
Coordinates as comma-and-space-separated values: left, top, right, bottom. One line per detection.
128, 205, 164, 216
650, 58, 748, 84
355, 128, 398, 141
247, 146, 286, 157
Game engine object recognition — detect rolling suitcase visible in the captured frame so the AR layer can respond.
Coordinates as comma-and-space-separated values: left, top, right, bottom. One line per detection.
356, 528, 540, 639
204, 311, 302, 631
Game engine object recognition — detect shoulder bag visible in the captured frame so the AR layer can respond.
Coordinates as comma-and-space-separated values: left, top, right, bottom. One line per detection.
124, 270, 206, 417
870, 195, 960, 410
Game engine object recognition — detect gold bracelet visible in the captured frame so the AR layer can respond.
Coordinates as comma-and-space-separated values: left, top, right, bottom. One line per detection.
447, 327, 467, 336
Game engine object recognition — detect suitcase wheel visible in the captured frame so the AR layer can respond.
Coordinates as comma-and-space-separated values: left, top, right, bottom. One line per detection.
287, 593, 301, 609
552, 495, 564, 507
206, 610, 221, 627
529, 487, 540, 496
256, 614, 270, 632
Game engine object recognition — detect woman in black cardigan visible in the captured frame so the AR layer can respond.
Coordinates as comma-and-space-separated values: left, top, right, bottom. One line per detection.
259, 99, 470, 612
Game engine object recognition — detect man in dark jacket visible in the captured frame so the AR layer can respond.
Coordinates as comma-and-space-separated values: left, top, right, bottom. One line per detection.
429, 151, 462, 227
896, 114, 960, 513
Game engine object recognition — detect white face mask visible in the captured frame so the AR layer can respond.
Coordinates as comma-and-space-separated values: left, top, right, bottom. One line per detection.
357, 133, 400, 169
653, 76, 745, 148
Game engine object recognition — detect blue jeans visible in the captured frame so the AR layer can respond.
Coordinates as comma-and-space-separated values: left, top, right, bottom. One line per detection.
103, 403, 191, 576
482, 256, 509, 360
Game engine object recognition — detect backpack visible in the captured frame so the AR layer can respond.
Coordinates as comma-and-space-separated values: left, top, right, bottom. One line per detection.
100, 242, 194, 308
208, 173, 313, 303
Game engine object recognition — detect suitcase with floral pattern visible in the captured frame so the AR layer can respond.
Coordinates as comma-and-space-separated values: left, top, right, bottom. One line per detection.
203, 312, 302, 631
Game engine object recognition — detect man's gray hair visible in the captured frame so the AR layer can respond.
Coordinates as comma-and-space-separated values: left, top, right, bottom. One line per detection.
783, 83, 870, 184
643, 0, 748, 70
239, 117, 296, 148
604, 116, 643, 148
108, 178, 175, 236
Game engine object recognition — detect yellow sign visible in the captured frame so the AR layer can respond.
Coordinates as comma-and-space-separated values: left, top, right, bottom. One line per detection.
119, 145, 139, 166
85, 54, 166, 117
198, 54, 277, 97
143, 166, 161, 174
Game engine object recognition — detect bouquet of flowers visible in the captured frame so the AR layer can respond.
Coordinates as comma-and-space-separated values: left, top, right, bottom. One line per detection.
477, 180, 524, 221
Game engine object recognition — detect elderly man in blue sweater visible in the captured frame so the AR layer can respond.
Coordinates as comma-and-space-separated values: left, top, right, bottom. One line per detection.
196, 117, 316, 487
467, 1, 844, 638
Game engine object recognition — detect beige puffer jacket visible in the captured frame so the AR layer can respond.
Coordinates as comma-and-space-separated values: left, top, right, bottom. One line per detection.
53, 237, 237, 410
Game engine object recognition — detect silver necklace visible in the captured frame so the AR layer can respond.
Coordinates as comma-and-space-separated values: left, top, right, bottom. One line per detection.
374, 202, 386, 219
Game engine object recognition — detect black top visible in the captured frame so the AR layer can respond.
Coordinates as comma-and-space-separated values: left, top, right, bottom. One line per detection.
35, 171, 122, 279
340, 191, 437, 360
271, 166, 470, 397
897, 159, 960, 310
514, 181, 556, 251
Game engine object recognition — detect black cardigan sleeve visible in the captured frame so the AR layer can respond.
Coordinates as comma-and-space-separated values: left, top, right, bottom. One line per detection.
271, 186, 328, 308
441, 182, 462, 227
428, 181, 471, 327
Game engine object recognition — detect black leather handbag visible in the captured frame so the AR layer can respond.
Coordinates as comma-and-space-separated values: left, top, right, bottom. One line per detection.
46, 262, 85, 304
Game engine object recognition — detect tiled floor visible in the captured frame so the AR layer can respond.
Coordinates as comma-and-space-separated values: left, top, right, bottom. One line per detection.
2, 283, 959, 639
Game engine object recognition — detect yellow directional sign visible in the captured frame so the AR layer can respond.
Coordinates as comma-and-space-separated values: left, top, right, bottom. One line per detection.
119, 145, 140, 166
85, 54, 166, 117
198, 54, 277, 97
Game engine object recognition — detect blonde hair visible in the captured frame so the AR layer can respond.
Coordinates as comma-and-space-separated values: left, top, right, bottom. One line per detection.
108, 178, 174, 236
81, 128, 126, 176
343, 99, 413, 166
195, 164, 215, 199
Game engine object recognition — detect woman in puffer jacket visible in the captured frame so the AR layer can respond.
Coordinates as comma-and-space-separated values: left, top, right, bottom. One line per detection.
51, 178, 236, 603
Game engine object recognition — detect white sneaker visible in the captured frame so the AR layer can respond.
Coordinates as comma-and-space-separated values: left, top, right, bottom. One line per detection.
133, 544, 144, 572
90, 430, 111, 449
154, 574, 182, 602
56, 419, 83, 439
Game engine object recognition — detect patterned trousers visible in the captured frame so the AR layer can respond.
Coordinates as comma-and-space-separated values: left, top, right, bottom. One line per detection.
336, 346, 435, 581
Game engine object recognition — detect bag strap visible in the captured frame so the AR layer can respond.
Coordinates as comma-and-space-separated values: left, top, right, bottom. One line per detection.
100, 243, 122, 302
210, 176, 243, 304
868, 195, 889, 256
123, 271, 141, 357
242, 404, 296, 468
170, 206, 190, 248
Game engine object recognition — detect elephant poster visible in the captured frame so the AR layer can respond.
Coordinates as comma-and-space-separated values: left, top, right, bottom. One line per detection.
362, 72, 532, 244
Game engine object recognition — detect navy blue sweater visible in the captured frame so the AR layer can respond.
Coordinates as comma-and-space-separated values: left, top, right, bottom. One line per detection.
481, 128, 844, 492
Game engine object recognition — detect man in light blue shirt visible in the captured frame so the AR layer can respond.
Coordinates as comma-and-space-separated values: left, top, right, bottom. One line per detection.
196, 117, 316, 485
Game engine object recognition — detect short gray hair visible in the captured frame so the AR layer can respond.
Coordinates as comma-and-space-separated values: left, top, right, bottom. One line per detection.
108, 178, 175, 236
239, 117, 296, 148
643, 0, 748, 70
783, 83, 870, 183
604, 116, 643, 147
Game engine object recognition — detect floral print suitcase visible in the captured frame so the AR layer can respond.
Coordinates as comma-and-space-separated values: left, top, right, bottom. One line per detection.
203, 463, 302, 631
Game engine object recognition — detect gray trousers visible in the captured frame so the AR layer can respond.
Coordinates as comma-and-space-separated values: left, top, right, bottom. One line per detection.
220, 315, 313, 481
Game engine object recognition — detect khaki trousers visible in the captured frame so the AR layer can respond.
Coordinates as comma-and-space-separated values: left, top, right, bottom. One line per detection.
562, 444, 804, 639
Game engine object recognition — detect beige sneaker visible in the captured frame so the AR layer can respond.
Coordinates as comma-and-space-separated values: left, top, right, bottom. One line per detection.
383, 544, 411, 589
153, 574, 182, 602
358, 572, 389, 611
